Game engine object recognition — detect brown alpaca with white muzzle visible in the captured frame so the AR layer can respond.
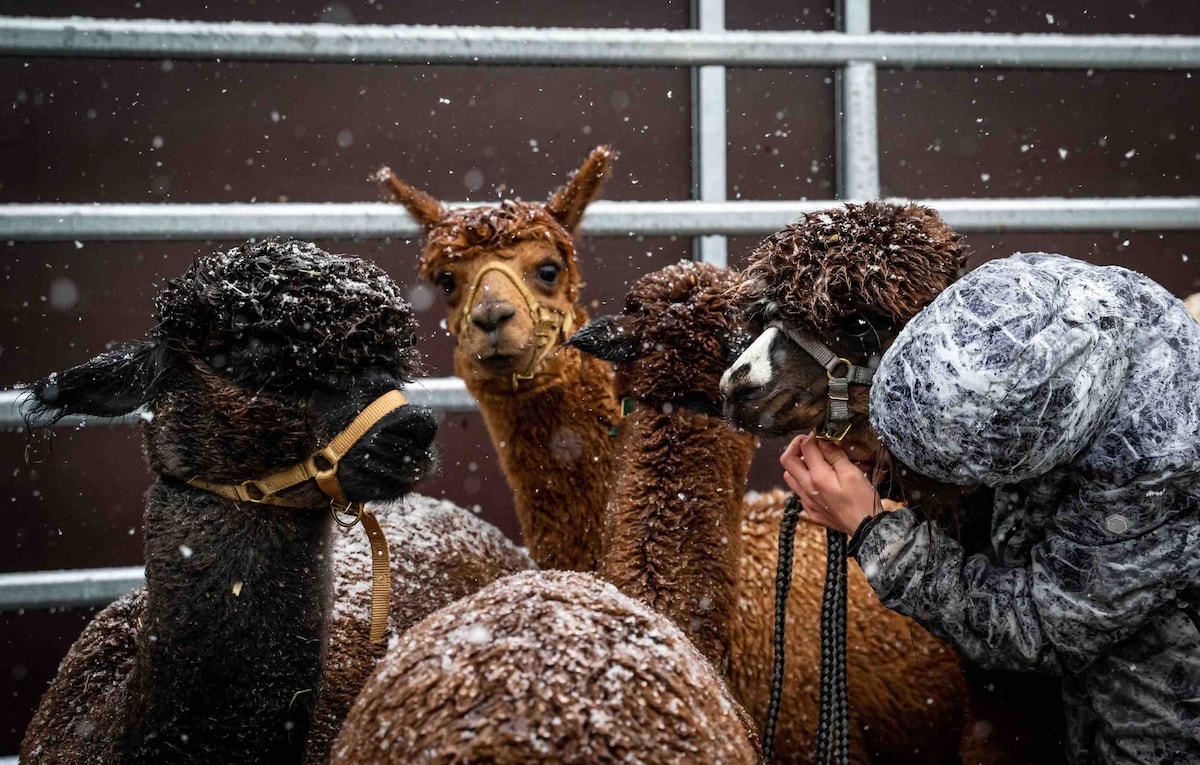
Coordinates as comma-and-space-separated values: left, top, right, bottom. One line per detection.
722, 202, 1067, 762
376, 146, 620, 573
574, 260, 971, 762
19, 239, 533, 764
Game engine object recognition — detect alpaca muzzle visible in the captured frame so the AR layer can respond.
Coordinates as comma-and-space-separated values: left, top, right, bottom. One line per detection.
188, 389, 408, 644
458, 261, 574, 390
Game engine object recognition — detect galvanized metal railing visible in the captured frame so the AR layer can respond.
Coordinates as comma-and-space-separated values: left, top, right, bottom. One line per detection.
1, 5, 1198, 622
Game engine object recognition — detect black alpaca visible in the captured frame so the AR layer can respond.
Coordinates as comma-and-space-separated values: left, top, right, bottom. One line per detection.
21, 238, 437, 764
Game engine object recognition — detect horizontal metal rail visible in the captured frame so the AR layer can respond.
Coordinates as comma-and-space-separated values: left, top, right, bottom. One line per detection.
2, 17, 1199, 69
0, 566, 144, 611
3, 197, 1200, 242
0, 377, 479, 429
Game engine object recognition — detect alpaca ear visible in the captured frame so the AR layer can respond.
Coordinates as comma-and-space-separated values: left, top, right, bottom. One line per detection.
566, 315, 640, 363
374, 167, 446, 232
25, 340, 170, 425
545, 145, 616, 233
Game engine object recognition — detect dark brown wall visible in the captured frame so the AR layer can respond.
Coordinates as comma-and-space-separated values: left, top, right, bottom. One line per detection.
3, 0, 1200, 753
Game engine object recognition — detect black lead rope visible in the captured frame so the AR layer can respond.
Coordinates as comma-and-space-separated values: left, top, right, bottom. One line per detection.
815, 529, 850, 765
762, 493, 850, 765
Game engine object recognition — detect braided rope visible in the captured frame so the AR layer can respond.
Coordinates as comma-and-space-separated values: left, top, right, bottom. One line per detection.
762, 493, 803, 762
763, 493, 851, 764
827, 530, 849, 764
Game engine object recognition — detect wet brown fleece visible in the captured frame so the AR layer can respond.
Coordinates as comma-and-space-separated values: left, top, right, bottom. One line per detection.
378, 146, 620, 573
569, 261, 756, 672
331, 570, 760, 764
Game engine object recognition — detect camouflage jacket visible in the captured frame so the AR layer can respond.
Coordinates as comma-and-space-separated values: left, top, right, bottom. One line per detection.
860, 253, 1200, 764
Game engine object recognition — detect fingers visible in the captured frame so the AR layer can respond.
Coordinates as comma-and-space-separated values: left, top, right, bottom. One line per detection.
781, 447, 817, 499
816, 440, 869, 483
779, 434, 806, 472
799, 434, 839, 488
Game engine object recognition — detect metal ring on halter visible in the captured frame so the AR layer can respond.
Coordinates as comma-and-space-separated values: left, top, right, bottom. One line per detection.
330, 500, 365, 528
826, 357, 853, 381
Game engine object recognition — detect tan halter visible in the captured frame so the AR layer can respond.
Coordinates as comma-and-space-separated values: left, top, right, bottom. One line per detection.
188, 389, 407, 644
457, 261, 575, 390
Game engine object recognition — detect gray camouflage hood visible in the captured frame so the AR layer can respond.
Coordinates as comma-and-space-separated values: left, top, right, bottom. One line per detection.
856, 252, 1200, 762
870, 252, 1200, 492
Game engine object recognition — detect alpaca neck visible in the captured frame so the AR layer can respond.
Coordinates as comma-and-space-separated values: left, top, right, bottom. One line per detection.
459, 344, 619, 572
124, 480, 332, 763
602, 403, 755, 671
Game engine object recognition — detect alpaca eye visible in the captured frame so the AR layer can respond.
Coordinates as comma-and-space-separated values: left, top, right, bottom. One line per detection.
536, 262, 561, 286
434, 271, 456, 294
835, 317, 881, 351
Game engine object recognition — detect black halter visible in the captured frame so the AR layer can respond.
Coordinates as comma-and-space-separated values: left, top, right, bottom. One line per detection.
767, 320, 875, 441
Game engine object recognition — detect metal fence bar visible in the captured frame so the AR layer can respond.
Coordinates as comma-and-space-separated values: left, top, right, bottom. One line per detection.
0, 566, 145, 611
2, 17, 1200, 69
2, 198, 1199, 242
693, 0, 728, 268
837, 0, 881, 200
0, 377, 480, 429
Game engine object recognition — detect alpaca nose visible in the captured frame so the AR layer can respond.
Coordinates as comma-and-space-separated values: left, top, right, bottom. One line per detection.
470, 300, 516, 333
402, 407, 438, 452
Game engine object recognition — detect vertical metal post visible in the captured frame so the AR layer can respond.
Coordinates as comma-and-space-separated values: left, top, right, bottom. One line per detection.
692, 0, 727, 266
835, 0, 879, 200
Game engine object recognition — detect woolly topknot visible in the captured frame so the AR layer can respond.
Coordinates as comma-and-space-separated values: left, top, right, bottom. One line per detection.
418, 200, 581, 301
153, 238, 420, 389
736, 202, 968, 332
621, 261, 748, 405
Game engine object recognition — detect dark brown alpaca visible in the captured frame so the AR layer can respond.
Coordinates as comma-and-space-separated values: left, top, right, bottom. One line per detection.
722, 201, 1066, 762
20, 239, 441, 763
568, 261, 755, 671
376, 146, 620, 572
573, 260, 970, 762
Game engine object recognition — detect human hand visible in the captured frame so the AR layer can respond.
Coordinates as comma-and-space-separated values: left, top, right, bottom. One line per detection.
780, 433, 882, 535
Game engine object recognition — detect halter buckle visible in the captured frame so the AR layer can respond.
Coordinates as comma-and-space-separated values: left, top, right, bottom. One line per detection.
815, 420, 852, 443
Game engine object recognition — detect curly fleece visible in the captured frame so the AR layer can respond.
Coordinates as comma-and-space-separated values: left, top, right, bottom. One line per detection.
154, 237, 419, 389
735, 201, 968, 332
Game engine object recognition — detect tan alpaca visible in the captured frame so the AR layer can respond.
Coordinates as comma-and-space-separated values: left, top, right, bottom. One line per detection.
377, 147, 619, 572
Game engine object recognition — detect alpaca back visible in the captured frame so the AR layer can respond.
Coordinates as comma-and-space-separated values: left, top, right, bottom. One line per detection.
304, 495, 534, 763
20, 589, 143, 764
332, 569, 759, 764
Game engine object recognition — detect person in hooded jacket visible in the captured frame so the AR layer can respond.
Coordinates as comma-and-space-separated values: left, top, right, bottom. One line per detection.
783, 252, 1200, 764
